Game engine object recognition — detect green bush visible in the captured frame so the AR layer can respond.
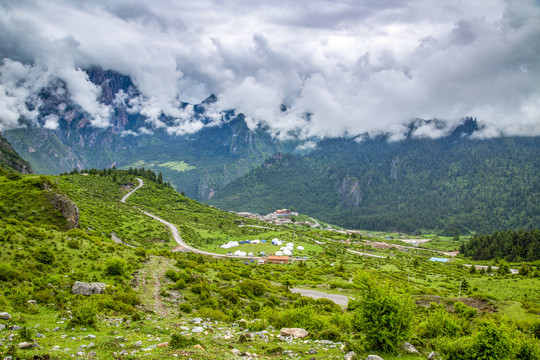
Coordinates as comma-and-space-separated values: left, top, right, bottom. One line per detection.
104, 257, 127, 276
417, 304, 465, 339
34, 247, 55, 264
67, 239, 81, 249
179, 303, 192, 314
18, 327, 33, 342
68, 302, 98, 327
169, 334, 199, 349
0, 263, 13, 281
352, 280, 414, 352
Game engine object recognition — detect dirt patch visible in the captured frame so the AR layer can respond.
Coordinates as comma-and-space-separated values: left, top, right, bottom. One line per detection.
413, 295, 497, 313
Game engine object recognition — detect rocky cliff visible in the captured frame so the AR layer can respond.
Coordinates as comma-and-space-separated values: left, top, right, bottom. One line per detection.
0, 132, 33, 174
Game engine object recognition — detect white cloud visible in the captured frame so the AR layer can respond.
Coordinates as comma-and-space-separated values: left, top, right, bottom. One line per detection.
0, 0, 538, 138
43, 114, 59, 130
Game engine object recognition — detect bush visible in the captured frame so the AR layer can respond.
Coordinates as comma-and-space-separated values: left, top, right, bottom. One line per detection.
169, 334, 199, 349
417, 304, 465, 339
104, 257, 127, 276
18, 327, 33, 342
67, 239, 81, 249
0, 263, 13, 281
179, 303, 192, 314
68, 302, 98, 327
353, 280, 414, 352
34, 247, 55, 264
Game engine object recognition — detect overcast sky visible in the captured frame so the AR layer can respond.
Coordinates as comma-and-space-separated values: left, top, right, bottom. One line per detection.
0, 0, 539, 139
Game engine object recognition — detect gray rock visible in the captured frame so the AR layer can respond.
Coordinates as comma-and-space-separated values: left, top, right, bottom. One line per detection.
366, 355, 384, 360
0, 324, 5, 332
36, 333, 44, 338
402, 342, 420, 354
280, 328, 309, 338
18, 342, 34, 349
72, 281, 107, 296
27, 300, 37, 305
192, 326, 204, 333
0, 312, 11, 320
11, 326, 20, 331
88, 351, 97, 358
344, 351, 357, 360
52, 345, 61, 350
308, 348, 318, 354
53, 327, 61, 331
134, 340, 143, 347
85, 334, 96, 339
191, 318, 202, 324
428, 352, 438, 360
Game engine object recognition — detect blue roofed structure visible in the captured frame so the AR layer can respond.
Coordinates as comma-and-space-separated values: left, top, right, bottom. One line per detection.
429, 257, 449, 263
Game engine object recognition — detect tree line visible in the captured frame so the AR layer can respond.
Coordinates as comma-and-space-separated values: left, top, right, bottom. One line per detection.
461, 229, 540, 262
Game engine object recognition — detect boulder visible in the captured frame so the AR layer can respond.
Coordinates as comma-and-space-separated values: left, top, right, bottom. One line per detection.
344, 351, 357, 360
72, 281, 107, 296
402, 342, 420, 354
428, 352, 438, 360
280, 327, 309, 338
18, 342, 34, 349
193, 344, 205, 351
28, 300, 37, 305
0, 312, 11, 320
366, 356, 384, 360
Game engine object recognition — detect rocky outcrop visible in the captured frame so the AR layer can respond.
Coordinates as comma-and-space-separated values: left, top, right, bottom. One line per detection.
198, 170, 218, 201
279, 328, 309, 338
72, 281, 107, 295
338, 175, 362, 207
42, 181, 79, 229
0, 312, 11, 320
0, 132, 33, 174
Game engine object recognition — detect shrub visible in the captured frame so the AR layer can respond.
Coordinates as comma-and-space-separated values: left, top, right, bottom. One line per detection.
179, 303, 192, 314
417, 304, 465, 339
352, 280, 414, 352
164, 269, 180, 282
134, 248, 147, 257
468, 321, 514, 360
68, 302, 98, 327
454, 302, 477, 320
34, 247, 55, 264
169, 334, 199, 349
0, 263, 13, 281
67, 239, 80, 249
18, 327, 33, 342
104, 257, 127, 276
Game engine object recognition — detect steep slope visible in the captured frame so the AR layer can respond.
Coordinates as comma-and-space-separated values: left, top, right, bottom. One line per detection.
3, 67, 298, 200
0, 131, 33, 174
210, 125, 540, 235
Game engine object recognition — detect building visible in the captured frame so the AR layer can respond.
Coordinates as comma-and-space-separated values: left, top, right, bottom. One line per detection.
267, 255, 290, 264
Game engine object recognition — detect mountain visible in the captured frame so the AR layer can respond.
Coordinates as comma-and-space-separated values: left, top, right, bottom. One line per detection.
210, 120, 540, 235
0, 131, 33, 174
3, 67, 299, 200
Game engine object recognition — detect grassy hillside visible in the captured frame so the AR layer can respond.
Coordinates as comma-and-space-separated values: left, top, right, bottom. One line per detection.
1, 170, 539, 359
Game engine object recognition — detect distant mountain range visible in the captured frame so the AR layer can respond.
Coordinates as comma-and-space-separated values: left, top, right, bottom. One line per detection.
3, 67, 299, 199
3, 68, 539, 235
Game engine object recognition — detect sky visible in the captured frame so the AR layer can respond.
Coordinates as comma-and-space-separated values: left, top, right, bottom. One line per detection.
0, 0, 539, 139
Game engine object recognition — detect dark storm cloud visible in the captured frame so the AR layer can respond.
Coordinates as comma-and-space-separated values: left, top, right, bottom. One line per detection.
0, 0, 538, 138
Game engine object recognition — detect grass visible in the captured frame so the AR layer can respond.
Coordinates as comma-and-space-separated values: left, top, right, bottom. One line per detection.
158, 160, 196, 172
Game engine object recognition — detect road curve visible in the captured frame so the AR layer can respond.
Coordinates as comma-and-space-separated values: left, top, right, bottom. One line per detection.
290, 288, 350, 306
121, 178, 144, 202
121, 177, 259, 259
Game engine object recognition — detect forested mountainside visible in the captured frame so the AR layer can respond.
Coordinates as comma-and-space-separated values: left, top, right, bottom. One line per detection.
210, 122, 540, 235
3, 67, 299, 200
0, 132, 32, 174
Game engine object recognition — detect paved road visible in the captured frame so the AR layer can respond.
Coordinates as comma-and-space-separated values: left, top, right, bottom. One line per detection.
309, 217, 320, 228
120, 178, 144, 203
290, 288, 350, 306
347, 249, 387, 258
121, 177, 259, 259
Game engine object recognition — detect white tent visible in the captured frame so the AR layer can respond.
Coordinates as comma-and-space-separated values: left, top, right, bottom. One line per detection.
234, 250, 247, 257
251, 240, 260, 244
297, 246, 304, 251
275, 251, 283, 256
220, 241, 239, 249
283, 249, 292, 256
286, 242, 294, 247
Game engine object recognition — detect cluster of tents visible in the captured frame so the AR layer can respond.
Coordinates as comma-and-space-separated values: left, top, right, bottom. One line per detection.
220, 238, 305, 257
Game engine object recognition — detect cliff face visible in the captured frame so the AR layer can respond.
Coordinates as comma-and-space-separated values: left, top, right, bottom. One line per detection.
338, 175, 362, 207
41, 179, 79, 229
0, 132, 33, 174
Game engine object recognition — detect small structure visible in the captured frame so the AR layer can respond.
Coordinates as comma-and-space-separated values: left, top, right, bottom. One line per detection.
429, 257, 449, 263
257, 259, 266, 265
267, 255, 290, 264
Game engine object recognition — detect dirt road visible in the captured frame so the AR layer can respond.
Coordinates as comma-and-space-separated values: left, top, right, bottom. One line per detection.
290, 288, 350, 306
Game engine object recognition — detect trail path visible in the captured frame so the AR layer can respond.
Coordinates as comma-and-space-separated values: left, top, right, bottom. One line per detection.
290, 288, 350, 306
134, 256, 176, 317
122, 178, 259, 259
347, 249, 386, 258
309, 217, 320, 228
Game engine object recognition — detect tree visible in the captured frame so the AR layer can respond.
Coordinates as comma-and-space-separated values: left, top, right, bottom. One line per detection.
353, 280, 414, 351
157, 172, 163, 184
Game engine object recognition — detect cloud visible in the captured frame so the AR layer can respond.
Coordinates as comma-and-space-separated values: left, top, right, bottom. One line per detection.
0, 0, 538, 138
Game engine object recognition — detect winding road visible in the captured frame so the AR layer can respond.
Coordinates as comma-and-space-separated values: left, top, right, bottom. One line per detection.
290, 288, 350, 306
122, 178, 259, 259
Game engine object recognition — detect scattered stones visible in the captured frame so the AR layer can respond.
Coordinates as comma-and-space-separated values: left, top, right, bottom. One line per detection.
402, 342, 420, 354
72, 281, 107, 296
85, 334, 96, 339
0, 312, 11, 320
344, 351, 357, 359
280, 328, 309, 338
53, 327, 61, 331
366, 355, 384, 360
308, 348, 318, 354
192, 326, 204, 333
18, 342, 34, 349
134, 340, 143, 347
190, 318, 202, 324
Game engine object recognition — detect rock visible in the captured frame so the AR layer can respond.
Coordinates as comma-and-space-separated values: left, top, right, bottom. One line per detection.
0, 324, 5, 331
402, 342, 420, 354
344, 351, 357, 360
157, 342, 168, 347
280, 328, 309, 338
193, 344, 205, 351
366, 355, 384, 360
27, 300, 37, 305
18, 342, 34, 349
191, 318, 202, 324
72, 281, 107, 296
308, 348, 318, 354
42, 184, 80, 229
36, 333, 44, 338
85, 334, 96, 339
11, 325, 20, 331
88, 351, 97, 358
0, 312, 11, 320
52, 345, 61, 350
180, 326, 189, 331
428, 352, 438, 360
134, 340, 143, 347
192, 326, 204, 333
231, 348, 241, 356
53, 327, 61, 331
